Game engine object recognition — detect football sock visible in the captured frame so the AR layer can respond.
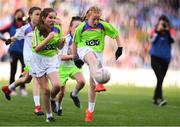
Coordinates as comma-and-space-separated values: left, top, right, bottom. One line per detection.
46, 113, 53, 118
88, 102, 95, 112
8, 83, 15, 91
93, 78, 98, 86
33, 96, 40, 106
55, 101, 59, 110
72, 88, 78, 97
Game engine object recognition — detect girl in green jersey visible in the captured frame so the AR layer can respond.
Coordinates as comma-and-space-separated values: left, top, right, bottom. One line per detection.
51, 16, 85, 116
72, 6, 123, 122
31, 8, 63, 122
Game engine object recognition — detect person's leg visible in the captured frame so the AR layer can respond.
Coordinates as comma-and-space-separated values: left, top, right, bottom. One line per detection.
37, 76, 54, 122
56, 86, 65, 116
155, 60, 169, 99
33, 77, 44, 115
72, 72, 85, 96
151, 56, 162, 100
151, 56, 169, 106
18, 53, 27, 95
84, 52, 106, 92
85, 76, 96, 122
84, 52, 99, 78
9, 52, 18, 93
2, 72, 32, 100
47, 71, 61, 99
70, 72, 85, 108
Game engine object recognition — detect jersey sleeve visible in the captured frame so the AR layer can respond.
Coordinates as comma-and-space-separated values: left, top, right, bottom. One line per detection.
32, 27, 40, 48
100, 21, 119, 39
72, 22, 85, 44
14, 26, 25, 40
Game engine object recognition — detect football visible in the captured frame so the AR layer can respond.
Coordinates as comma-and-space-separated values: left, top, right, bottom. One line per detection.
94, 68, 111, 84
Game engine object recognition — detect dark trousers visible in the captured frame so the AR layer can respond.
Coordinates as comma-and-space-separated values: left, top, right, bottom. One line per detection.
9, 52, 25, 90
151, 56, 169, 100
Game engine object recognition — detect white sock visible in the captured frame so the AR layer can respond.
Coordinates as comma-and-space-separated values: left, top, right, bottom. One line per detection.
46, 113, 53, 118
8, 83, 15, 91
72, 88, 78, 97
33, 96, 40, 106
59, 98, 63, 110
60, 105, 62, 110
88, 102, 95, 112
93, 78, 98, 86
55, 101, 59, 111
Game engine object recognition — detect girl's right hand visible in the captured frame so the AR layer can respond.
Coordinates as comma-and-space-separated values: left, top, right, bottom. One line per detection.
47, 32, 55, 40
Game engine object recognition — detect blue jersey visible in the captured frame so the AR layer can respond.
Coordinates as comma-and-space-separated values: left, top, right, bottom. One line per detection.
149, 30, 174, 63
0, 22, 24, 54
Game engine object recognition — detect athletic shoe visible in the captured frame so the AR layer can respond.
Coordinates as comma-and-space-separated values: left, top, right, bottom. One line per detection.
85, 109, 93, 122
70, 92, 81, 108
153, 99, 167, 107
2, 85, 11, 100
46, 117, 55, 122
57, 109, 62, 116
34, 106, 45, 115
51, 100, 57, 113
20, 89, 28, 96
95, 84, 106, 92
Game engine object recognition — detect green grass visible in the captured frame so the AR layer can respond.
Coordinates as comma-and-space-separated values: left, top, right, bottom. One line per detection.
0, 80, 180, 126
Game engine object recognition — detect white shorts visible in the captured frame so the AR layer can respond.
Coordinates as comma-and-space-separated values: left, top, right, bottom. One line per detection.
23, 52, 32, 67
30, 52, 59, 77
77, 47, 103, 65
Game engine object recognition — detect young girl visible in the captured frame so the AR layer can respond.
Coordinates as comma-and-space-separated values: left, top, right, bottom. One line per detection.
2, 7, 44, 115
149, 15, 175, 106
52, 16, 85, 115
30, 8, 63, 122
72, 6, 123, 122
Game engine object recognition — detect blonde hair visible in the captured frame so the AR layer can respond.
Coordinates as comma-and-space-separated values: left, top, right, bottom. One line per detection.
83, 6, 102, 20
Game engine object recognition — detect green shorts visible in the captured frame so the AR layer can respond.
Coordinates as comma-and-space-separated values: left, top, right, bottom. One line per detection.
58, 65, 82, 86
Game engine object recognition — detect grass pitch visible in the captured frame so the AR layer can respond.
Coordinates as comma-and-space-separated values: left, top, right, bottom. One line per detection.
0, 81, 180, 126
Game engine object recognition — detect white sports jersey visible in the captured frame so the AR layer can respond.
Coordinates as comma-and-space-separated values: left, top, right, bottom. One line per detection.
15, 23, 33, 65
58, 34, 74, 67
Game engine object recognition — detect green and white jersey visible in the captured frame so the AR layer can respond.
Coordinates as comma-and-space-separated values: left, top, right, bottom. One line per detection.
32, 24, 63, 56
59, 34, 74, 67
73, 20, 119, 53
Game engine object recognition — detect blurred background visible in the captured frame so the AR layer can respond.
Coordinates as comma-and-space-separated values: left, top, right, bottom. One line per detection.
0, 0, 180, 86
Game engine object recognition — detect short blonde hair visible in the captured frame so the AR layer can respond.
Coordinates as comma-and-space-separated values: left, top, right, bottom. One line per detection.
84, 6, 102, 20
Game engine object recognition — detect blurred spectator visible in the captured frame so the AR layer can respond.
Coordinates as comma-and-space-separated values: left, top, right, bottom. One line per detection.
0, 0, 180, 69
149, 15, 176, 106
0, 8, 27, 95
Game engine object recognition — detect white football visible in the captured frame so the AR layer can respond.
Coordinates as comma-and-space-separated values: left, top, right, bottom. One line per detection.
94, 68, 111, 84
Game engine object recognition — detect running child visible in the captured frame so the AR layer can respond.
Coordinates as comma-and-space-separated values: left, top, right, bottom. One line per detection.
72, 6, 123, 122
1, 6, 44, 115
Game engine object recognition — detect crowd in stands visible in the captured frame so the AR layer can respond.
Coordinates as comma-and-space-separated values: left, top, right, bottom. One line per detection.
0, 0, 179, 69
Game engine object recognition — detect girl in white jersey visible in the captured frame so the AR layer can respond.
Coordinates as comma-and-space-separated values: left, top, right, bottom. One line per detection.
1, 7, 44, 115
51, 16, 85, 116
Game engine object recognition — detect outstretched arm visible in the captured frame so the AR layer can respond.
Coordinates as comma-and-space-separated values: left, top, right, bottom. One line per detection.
115, 35, 123, 60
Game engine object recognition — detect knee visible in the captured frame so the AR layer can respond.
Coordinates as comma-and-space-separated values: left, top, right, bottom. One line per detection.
24, 77, 31, 83
53, 85, 60, 92
21, 76, 31, 83
43, 88, 50, 96
59, 91, 65, 97
77, 79, 85, 88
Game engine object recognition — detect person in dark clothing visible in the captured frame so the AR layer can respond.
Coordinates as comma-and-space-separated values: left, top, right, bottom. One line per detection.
0, 9, 27, 95
149, 15, 176, 107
